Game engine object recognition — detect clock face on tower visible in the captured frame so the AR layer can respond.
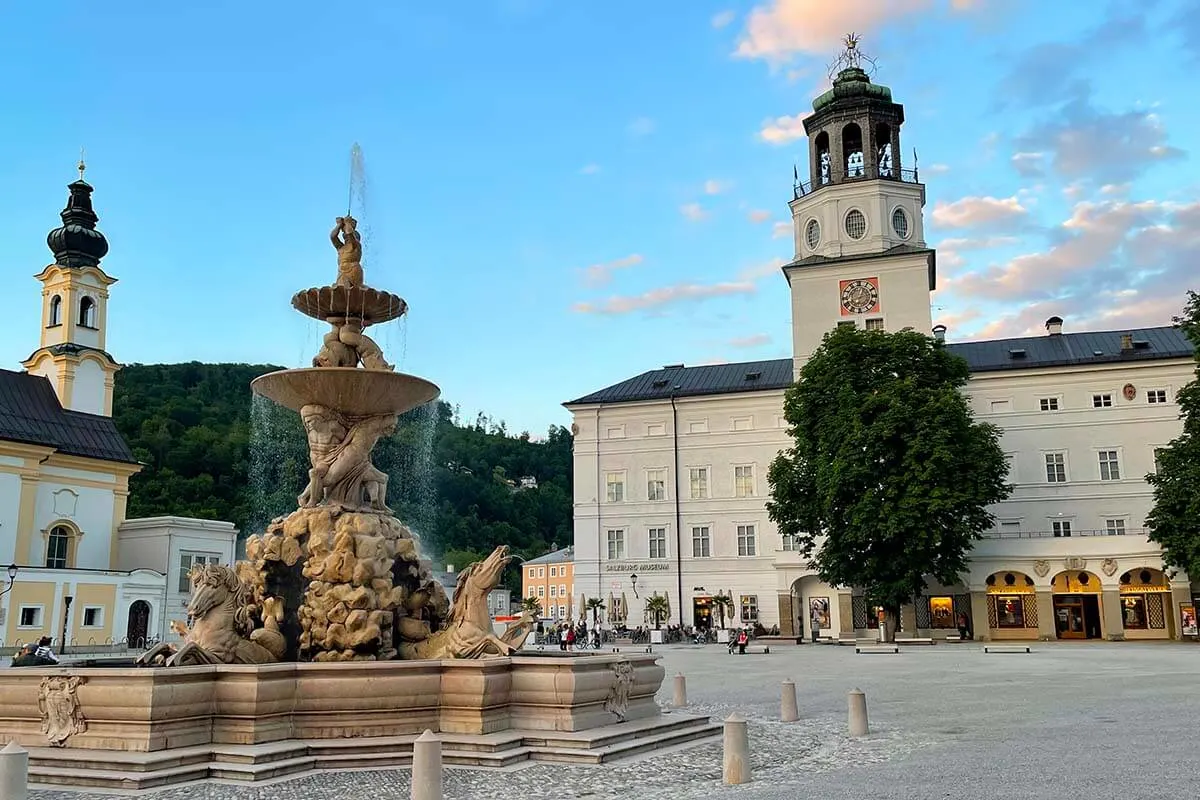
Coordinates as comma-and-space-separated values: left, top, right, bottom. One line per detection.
839, 277, 880, 316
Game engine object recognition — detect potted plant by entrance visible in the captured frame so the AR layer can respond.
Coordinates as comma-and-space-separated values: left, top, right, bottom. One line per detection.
712, 592, 734, 643
646, 593, 670, 644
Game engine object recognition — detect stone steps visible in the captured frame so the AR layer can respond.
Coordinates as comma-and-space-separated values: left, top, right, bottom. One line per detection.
27, 715, 720, 790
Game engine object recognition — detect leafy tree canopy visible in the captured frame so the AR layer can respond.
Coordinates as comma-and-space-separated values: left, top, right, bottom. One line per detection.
114, 362, 572, 594
767, 327, 1011, 621
1147, 291, 1200, 578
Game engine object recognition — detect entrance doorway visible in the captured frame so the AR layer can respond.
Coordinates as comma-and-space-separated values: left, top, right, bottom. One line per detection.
692, 596, 713, 630
1053, 595, 1101, 639
127, 600, 151, 646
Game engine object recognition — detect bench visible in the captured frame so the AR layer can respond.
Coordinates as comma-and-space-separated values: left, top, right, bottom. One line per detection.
944, 634, 963, 642
728, 646, 771, 655
855, 645, 900, 654
895, 637, 935, 646
983, 645, 1032, 654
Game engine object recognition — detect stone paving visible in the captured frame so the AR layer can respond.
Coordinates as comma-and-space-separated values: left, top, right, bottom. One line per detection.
30, 641, 1200, 799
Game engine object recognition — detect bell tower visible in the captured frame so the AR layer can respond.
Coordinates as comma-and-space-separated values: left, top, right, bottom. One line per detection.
22, 161, 121, 416
785, 35, 936, 375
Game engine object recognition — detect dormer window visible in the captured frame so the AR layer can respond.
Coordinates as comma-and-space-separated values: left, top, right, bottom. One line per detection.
79, 296, 97, 328
48, 295, 62, 327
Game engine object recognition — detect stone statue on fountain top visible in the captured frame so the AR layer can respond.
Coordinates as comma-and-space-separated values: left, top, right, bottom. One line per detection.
330, 215, 364, 288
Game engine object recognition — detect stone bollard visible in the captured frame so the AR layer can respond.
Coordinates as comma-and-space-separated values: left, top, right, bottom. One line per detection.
0, 741, 29, 800
848, 689, 869, 737
673, 673, 688, 708
781, 679, 799, 723
722, 713, 751, 785
411, 729, 443, 800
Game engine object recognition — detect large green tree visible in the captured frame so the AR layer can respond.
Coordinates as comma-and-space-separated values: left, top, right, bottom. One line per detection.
1146, 291, 1200, 579
767, 326, 1011, 640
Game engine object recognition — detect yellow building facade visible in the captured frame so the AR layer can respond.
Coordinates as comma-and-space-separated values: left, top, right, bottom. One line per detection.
521, 547, 575, 622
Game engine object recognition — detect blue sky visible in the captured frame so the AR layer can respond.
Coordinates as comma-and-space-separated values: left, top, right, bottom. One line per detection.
1, 1, 1196, 435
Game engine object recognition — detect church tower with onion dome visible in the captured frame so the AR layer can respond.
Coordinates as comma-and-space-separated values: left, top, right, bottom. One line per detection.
785, 34, 935, 376
22, 160, 122, 416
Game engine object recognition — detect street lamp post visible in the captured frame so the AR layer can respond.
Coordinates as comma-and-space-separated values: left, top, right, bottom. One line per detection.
0, 564, 16, 600
630, 573, 639, 598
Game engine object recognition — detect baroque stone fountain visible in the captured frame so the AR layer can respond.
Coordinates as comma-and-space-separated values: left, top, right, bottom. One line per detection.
140, 214, 533, 666
0, 213, 717, 791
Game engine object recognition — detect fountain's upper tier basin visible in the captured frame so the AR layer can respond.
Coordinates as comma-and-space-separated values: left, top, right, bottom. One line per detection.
252, 367, 440, 417
292, 284, 408, 325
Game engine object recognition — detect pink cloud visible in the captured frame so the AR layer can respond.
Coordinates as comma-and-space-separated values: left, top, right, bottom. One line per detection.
759, 113, 806, 144
931, 195, 1028, 228
572, 281, 757, 315
747, 209, 773, 223
579, 254, 645, 288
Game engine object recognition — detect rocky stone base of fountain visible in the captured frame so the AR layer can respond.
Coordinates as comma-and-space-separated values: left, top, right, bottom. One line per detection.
242, 505, 448, 662
0, 654, 720, 790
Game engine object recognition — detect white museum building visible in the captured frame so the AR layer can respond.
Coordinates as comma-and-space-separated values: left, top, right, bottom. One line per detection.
0, 173, 236, 650
565, 60, 1196, 642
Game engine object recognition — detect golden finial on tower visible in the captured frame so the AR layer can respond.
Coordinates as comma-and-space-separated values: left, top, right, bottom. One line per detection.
828, 32, 877, 79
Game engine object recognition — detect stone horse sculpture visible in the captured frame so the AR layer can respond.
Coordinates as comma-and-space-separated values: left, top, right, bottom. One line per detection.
399, 545, 535, 659
138, 564, 287, 667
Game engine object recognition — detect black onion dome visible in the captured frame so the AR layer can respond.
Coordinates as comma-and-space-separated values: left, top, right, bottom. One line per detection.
46, 180, 109, 268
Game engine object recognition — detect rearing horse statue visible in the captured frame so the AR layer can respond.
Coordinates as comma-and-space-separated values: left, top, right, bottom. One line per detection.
399, 545, 535, 659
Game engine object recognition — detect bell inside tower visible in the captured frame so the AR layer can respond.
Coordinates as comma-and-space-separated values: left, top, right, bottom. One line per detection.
843, 123, 864, 178
875, 123, 893, 178
815, 132, 831, 186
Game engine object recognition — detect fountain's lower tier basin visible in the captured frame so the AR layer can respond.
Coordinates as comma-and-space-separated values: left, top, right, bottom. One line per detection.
3, 653, 718, 790
251, 367, 440, 416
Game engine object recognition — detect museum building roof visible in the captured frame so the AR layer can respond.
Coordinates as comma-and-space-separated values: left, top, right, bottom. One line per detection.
0, 368, 137, 463
565, 325, 1195, 406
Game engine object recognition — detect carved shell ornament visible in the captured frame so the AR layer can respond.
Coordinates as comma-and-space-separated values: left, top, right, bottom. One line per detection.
1101, 558, 1118, 577
1033, 560, 1051, 578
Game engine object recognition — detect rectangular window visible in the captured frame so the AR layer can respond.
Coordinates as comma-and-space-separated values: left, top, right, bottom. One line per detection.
990, 399, 1011, 413
648, 527, 667, 559
734, 465, 755, 497
559, 583, 566, 596
740, 595, 759, 623
1093, 393, 1113, 408
538, 567, 545, 578
1044, 453, 1067, 483
1039, 397, 1060, 411
1147, 389, 1168, 404
732, 416, 753, 431
1052, 520, 1072, 538
605, 473, 625, 502
837, 321, 856, 330
737, 524, 757, 556
179, 552, 221, 593
688, 420, 709, 434
999, 521, 1021, 536
689, 467, 709, 499
549, 585, 557, 598
929, 597, 956, 629
1105, 518, 1126, 536
606, 529, 625, 560
82, 607, 103, 628
647, 423, 666, 437
691, 526, 711, 558
1154, 448, 1168, 473
558, 605, 567, 618
537, 586, 545, 598
549, 566, 557, 578
646, 469, 666, 501
864, 317, 885, 331
782, 533, 800, 552
994, 596, 1026, 628
18, 606, 42, 628
1121, 595, 1148, 629
528, 567, 535, 578
1098, 450, 1121, 481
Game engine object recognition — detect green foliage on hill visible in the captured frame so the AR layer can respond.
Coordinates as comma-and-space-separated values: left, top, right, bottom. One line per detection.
113, 363, 573, 570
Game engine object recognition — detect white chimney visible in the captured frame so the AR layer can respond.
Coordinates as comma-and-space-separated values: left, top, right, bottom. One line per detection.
1045, 316, 1063, 336
446, 564, 455, 574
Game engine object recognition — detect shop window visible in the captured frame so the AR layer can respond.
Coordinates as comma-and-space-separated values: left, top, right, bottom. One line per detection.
741, 595, 759, 623
1121, 595, 1148, 629
929, 596, 956, 629
994, 595, 1026, 628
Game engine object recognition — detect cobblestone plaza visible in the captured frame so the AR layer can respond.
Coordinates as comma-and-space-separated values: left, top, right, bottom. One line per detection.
30, 641, 1197, 799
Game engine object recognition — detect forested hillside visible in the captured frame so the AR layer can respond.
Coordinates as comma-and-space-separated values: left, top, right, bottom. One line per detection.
113, 363, 573, 573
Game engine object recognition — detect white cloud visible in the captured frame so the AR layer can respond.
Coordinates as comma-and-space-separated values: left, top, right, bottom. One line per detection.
712, 9, 736, 28
931, 195, 1028, 228
729, 333, 771, 348
738, 258, 786, 281
572, 281, 756, 315
747, 209, 773, 224
1010, 152, 1044, 178
772, 221, 792, 239
681, 202, 710, 222
627, 117, 656, 137
579, 254, 645, 288
704, 179, 729, 195
578, 163, 601, 175
759, 113, 806, 144
924, 163, 951, 175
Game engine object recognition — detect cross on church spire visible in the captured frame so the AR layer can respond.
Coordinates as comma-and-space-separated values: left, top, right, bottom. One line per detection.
77, 148, 87, 182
